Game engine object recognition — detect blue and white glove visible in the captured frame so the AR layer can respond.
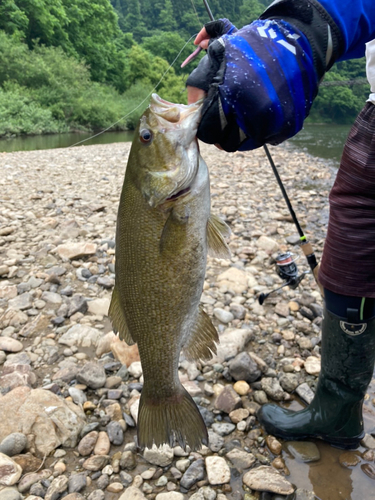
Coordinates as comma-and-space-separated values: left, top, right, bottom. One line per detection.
187, 0, 344, 152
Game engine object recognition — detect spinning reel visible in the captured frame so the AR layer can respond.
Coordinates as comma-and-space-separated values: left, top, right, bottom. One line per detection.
258, 251, 310, 305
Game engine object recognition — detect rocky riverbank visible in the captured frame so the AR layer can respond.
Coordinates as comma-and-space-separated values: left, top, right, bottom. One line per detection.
0, 142, 374, 500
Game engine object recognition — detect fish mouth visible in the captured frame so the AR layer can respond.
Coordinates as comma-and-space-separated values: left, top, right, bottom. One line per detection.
165, 186, 191, 202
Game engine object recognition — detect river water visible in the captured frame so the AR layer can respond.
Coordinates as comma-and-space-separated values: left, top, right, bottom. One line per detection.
0, 123, 352, 166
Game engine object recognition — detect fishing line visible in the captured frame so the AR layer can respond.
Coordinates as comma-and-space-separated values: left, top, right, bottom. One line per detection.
189, 0, 202, 28
68, 34, 197, 148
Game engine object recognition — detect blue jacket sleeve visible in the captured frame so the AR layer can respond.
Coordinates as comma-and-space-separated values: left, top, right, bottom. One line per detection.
317, 0, 375, 60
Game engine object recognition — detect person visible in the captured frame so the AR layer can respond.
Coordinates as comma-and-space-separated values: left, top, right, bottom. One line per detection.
186, 0, 375, 449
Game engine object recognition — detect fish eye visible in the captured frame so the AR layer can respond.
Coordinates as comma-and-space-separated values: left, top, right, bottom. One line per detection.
139, 129, 153, 144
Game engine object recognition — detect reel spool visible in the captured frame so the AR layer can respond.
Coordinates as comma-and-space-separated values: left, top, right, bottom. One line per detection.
258, 251, 309, 305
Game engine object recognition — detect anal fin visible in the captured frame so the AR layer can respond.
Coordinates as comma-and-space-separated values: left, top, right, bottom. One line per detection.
207, 213, 231, 259
108, 285, 135, 345
183, 306, 218, 361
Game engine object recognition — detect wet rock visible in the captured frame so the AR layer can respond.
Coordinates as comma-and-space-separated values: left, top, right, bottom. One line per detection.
0, 387, 85, 457
226, 448, 256, 470
180, 458, 205, 490
0, 453, 22, 486
215, 385, 242, 413
76, 362, 106, 389
205, 456, 230, 485
284, 442, 320, 462
0, 432, 27, 457
295, 489, 317, 500
228, 352, 261, 383
361, 463, 375, 480
45, 475, 68, 500
266, 436, 282, 455
243, 465, 294, 495
339, 451, 361, 468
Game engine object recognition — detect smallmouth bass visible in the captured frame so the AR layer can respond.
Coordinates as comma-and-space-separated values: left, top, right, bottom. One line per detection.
109, 94, 230, 451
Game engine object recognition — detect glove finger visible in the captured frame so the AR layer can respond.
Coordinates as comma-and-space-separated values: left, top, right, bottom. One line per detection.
205, 18, 237, 38
186, 38, 225, 93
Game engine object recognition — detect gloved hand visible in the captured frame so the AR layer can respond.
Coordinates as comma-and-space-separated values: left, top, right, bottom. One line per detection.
186, 0, 344, 152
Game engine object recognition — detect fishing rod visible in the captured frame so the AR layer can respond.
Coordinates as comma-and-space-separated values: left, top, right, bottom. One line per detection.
198, 0, 323, 301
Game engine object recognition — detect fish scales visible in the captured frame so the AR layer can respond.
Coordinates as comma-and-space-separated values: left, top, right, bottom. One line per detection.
109, 94, 230, 451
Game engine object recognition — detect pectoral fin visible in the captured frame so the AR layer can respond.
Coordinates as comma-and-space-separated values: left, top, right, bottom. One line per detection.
108, 285, 135, 345
183, 306, 218, 361
207, 213, 231, 259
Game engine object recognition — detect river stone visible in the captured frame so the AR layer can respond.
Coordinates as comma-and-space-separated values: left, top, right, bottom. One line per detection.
208, 430, 224, 453
213, 308, 234, 324
8, 292, 33, 311
78, 431, 99, 456
339, 451, 361, 468
243, 466, 294, 495
56, 242, 97, 260
211, 328, 253, 365
228, 351, 261, 383
284, 441, 321, 462
58, 324, 103, 348
180, 458, 205, 490
226, 448, 256, 470
155, 492, 185, 500
110, 337, 140, 366
0, 433, 27, 457
304, 356, 321, 376
0, 338, 23, 353
0, 387, 85, 457
211, 422, 236, 436
215, 385, 242, 413
0, 453, 22, 486
76, 362, 106, 389
82, 455, 109, 471
296, 383, 315, 404
261, 377, 285, 401
361, 463, 375, 480
94, 432, 111, 456
279, 373, 299, 393
295, 489, 317, 500
87, 297, 111, 316
216, 267, 249, 294
68, 473, 87, 493
229, 408, 249, 424
361, 433, 375, 449
266, 436, 282, 455
45, 475, 68, 500
205, 456, 230, 485
107, 420, 124, 445
143, 445, 174, 467
0, 285, 17, 300
89, 493, 104, 500
0, 309, 28, 328
0, 488, 22, 500
256, 236, 279, 254
12, 453, 42, 473
118, 486, 147, 499
18, 469, 52, 493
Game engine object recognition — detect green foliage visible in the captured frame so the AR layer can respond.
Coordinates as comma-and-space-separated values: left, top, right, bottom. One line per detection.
0, 85, 67, 137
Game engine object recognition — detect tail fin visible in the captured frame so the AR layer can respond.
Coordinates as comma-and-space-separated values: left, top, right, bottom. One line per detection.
137, 385, 208, 451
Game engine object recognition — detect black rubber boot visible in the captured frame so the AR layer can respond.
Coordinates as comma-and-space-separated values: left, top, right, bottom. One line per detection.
258, 307, 375, 449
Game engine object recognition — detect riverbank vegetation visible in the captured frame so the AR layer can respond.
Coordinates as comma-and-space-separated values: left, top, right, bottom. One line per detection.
0, 0, 369, 137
